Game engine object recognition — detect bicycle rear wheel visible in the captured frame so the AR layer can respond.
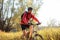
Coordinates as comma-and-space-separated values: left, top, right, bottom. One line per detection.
33, 34, 44, 40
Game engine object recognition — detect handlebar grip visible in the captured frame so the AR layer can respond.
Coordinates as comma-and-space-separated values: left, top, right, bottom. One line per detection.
28, 23, 33, 25
36, 23, 40, 25
28, 23, 40, 25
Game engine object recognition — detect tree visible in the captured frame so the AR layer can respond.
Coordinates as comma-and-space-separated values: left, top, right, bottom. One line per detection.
10, 0, 43, 31
58, 21, 60, 27
0, 0, 43, 32
47, 19, 57, 27
0, 0, 15, 31
0, 0, 3, 18
12, 0, 43, 22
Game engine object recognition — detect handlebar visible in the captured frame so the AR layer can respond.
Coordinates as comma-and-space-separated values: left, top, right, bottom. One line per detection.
28, 23, 40, 25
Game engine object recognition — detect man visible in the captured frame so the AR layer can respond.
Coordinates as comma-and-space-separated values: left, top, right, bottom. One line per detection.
20, 7, 41, 40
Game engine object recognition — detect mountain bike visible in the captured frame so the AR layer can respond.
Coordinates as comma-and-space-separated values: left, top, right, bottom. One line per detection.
21, 23, 44, 40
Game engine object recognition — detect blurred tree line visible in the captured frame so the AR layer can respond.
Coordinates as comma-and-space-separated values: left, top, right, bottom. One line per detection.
0, 0, 43, 32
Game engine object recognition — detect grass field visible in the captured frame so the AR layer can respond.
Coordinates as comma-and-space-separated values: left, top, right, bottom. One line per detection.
0, 27, 60, 40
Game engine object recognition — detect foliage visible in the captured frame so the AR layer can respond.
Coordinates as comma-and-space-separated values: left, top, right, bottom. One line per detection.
0, 0, 43, 32
0, 27, 60, 40
47, 19, 57, 27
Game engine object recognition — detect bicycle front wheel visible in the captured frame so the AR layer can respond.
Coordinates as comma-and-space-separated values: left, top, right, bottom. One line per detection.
33, 34, 44, 40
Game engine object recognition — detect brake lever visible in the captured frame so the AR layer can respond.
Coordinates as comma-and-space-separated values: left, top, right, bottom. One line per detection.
36, 23, 40, 25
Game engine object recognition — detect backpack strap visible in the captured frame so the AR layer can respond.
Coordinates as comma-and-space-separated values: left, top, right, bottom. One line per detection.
21, 11, 28, 19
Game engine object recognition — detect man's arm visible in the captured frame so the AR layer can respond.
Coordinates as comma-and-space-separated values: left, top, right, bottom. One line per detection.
31, 14, 41, 24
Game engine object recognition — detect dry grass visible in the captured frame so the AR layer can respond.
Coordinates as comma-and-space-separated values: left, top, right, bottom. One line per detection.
0, 27, 60, 40
38, 27, 60, 40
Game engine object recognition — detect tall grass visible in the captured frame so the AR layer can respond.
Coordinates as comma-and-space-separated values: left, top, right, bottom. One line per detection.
0, 27, 60, 40
38, 27, 60, 40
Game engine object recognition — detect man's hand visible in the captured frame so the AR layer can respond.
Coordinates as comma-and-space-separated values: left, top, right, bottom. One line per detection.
38, 22, 41, 25
36, 22, 41, 25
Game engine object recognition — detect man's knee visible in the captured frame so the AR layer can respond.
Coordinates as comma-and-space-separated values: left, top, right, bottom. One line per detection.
23, 30, 27, 34
29, 25, 33, 29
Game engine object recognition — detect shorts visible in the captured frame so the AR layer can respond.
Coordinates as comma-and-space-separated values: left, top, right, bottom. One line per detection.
21, 24, 30, 30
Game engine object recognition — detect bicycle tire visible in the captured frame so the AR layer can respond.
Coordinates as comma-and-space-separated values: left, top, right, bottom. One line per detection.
33, 34, 44, 40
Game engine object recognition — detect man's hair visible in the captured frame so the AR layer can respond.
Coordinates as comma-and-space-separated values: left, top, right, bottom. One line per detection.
28, 7, 33, 11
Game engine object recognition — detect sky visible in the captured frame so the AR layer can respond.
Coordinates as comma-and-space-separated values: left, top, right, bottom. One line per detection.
37, 0, 60, 26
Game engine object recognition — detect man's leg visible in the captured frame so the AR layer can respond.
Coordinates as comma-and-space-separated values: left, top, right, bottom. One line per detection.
29, 25, 33, 38
21, 25, 27, 38
22, 30, 27, 38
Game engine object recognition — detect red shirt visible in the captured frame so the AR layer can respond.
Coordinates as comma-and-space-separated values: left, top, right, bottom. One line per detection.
20, 11, 40, 24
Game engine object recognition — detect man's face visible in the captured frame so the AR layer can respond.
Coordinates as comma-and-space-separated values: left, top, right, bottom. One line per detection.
28, 10, 32, 13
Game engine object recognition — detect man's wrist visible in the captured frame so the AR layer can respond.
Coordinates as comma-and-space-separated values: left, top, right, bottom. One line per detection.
38, 22, 41, 24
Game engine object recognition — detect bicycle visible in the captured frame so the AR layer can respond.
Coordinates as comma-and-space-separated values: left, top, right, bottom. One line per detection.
21, 23, 44, 40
